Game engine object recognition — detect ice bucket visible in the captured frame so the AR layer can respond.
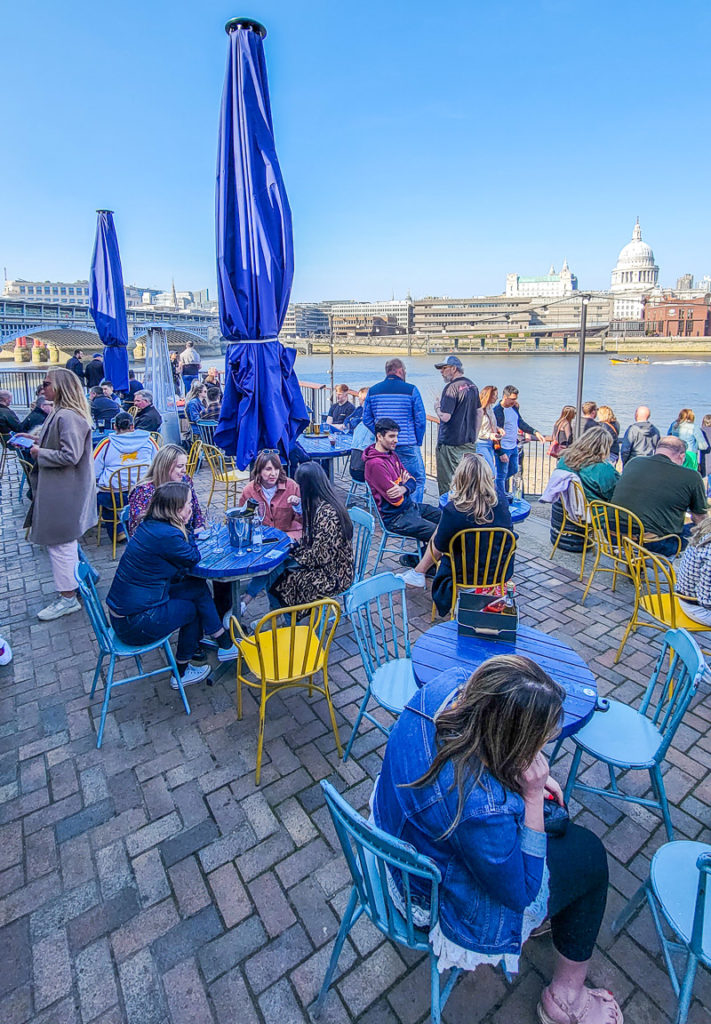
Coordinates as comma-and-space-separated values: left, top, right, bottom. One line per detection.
226, 506, 252, 549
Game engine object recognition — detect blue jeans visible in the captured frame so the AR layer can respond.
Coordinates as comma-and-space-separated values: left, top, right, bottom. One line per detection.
182, 372, 199, 394
476, 440, 496, 473
110, 577, 221, 663
645, 524, 691, 558
495, 446, 519, 492
396, 444, 426, 504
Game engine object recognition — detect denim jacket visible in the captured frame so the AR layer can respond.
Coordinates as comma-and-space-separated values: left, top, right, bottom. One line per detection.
106, 519, 200, 617
372, 668, 547, 955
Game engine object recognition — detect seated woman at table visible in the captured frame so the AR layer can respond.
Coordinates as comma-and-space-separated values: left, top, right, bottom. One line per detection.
269, 462, 354, 610
556, 427, 618, 502
107, 482, 238, 688
401, 453, 513, 615
128, 444, 205, 536
185, 381, 207, 429
373, 657, 620, 1024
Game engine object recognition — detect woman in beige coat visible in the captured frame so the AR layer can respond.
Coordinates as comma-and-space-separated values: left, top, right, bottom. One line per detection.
26, 368, 98, 621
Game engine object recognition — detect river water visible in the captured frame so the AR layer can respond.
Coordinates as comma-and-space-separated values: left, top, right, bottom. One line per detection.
203, 351, 711, 435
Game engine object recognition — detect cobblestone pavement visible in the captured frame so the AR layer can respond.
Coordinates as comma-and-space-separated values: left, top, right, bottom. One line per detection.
1, 458, 710, 1024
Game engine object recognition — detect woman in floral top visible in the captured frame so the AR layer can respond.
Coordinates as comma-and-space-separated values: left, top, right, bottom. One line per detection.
270, 462, 354, 610
128, 445, 205, 536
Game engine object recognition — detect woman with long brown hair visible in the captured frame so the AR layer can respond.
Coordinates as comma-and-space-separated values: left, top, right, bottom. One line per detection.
373, 657, 619, 1024
550, 405, 576, 456
26, 368, 97, 621
107, 482, 237, 688
475, 384, 503, 472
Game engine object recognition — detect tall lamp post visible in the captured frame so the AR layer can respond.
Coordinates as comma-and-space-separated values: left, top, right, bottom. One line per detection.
328, 313, 335, 399
574, 295, 590, 438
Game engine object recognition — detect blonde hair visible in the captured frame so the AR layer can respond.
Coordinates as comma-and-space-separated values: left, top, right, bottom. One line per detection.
48, 368, 92, 424
561, 426, 612, 471
450, 453, 498, 523
689, 514, 711, 547
143, 444, 187, 488
596, 405, 616, 425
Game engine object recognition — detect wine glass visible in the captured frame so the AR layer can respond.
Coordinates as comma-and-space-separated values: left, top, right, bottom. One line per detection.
211, 510, 225, 554
233, 516, 248, 554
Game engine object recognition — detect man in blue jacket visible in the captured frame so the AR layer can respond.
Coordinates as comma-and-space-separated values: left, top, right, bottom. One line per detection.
363, 358, 427, 502
493, 385, 545, 493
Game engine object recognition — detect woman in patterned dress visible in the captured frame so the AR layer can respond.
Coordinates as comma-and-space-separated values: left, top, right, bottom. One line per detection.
128, 444, 205, 537
270, 462, 354, 609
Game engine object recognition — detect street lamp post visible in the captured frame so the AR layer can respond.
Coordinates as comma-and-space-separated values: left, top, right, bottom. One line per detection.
574, 295, 590, 438
328, 313, 334, 399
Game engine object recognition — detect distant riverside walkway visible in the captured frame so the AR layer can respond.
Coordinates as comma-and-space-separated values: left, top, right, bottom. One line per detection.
0, 465, 709, 1024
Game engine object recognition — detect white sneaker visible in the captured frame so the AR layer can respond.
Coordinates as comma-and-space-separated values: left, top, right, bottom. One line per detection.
217, 643, 240, 662
222, 609, 234, 630
170, 663, 211, 689
0, 636, 12, 666
400, 569, 426, 589
37, 596, 82, 621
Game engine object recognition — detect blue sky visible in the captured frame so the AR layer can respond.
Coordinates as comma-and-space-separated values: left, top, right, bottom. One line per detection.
3, 0, 709, 301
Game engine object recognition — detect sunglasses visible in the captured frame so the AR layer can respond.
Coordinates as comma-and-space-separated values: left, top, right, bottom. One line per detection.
259, 448, 280, 457
42, 380, 52, 388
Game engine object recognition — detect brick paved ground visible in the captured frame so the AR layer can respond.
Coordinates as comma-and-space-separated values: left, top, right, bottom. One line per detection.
1, 455, 710, 1024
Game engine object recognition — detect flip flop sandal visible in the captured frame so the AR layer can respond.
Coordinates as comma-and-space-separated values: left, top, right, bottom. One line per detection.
537, 986, 623, 1024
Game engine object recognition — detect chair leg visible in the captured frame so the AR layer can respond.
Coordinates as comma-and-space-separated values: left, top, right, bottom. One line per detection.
548, 736, 564, 765
563, 745, 584, 803
676, 953, 700, 1024
322, 670, 343, 758
651, 764, 674, 841
580, 547, 600, 604
578, 530, 589, 582
96, 654, 116, 748
371, 535, 386, 576
430, 949, 443, 1024
312, 888, 359, 1019
90, 653, 106, 698
342, 686, 372, 762
615, 600, 639, 663
611, 881, 647, 936
255, 690, 268, 784
164, 642, 190, 716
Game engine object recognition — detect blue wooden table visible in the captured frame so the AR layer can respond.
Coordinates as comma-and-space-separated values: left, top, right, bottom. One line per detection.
438, 492, 532, 523
191, 524, 292, 607
295, 432, 353, 482
411, 620, 598, 739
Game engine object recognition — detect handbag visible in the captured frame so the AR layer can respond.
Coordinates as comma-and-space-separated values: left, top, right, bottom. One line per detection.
548, 440, 563, 459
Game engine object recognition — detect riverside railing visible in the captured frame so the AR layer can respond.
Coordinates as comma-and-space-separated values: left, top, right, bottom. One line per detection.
0, 368, 47, 408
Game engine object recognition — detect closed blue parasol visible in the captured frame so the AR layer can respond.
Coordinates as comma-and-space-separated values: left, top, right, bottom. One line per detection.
89, 210, 129, 393
214, 17, 309, 467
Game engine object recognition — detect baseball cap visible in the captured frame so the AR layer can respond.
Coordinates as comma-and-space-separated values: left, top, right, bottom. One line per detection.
434, 355, 463, 369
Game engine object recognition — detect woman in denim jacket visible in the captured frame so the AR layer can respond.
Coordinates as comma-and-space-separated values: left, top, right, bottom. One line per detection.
373, 659, 620, 1024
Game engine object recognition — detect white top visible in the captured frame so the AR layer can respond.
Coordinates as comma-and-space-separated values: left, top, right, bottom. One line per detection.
478, 407, 498, 442
179, 346, 201, 368
501, 405, 518, 451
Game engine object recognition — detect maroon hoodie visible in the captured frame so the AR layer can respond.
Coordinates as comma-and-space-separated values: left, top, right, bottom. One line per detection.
362, 444, 416, 516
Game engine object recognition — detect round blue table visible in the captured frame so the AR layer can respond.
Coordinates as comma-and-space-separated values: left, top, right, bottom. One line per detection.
191, 524, 292, 608
438, 492, 532, 523
295, 432, 353, 482
411, 620, 598, 739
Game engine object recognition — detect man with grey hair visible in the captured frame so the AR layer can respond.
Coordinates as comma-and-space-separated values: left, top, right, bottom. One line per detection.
620, 405, 660, 465
0, 390, 22, 435
612, 435, 708, 556
133, 390, 163, 432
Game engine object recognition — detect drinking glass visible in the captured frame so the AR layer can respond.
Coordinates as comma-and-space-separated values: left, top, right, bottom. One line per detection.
213, 513, 225, 554
234, 516, 248, 554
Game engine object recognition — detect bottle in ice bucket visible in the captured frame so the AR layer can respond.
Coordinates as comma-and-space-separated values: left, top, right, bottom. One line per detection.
252, 502, 265, 550
512, 473, 523, 502
504, 581, 515, 612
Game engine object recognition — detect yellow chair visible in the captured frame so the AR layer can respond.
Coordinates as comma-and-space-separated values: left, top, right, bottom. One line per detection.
231, 600, 342, 783
581, 501, 682, 604
615, 537, 711, 662
149, 431, 164, 449
549, 478, 591, 581
185, 438, 202, 477
436, 527, 517, 620
97, 463, 149, 558
127, 405, 138, 418
202, 443, 248, 510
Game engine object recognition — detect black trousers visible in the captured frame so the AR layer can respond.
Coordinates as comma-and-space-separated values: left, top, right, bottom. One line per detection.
547, 823, 609, 963
382, 502, 441, 548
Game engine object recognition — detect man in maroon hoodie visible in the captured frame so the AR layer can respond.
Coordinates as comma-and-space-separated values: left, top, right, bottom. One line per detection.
363, 418, 440, 552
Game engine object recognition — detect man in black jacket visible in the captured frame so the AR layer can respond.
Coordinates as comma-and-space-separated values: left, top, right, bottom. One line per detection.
84, 354, 105, 388
0, 390, 22, 435
90, 387, 121, 431
66, 349, 84, 382
620, 406, 660, 465
493, 385, 545, 492
134, 390, 163, 432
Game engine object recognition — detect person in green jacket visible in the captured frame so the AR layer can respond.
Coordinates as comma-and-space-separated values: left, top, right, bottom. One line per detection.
557, 426, 619, 501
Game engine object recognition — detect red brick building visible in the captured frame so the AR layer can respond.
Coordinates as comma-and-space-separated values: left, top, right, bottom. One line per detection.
644, 295, 711, 336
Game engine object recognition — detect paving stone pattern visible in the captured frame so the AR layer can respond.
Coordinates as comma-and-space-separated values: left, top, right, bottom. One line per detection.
1, 457, 710, 1024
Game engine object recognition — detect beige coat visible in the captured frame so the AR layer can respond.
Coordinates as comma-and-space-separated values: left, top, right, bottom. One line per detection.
27, 409, 98, 546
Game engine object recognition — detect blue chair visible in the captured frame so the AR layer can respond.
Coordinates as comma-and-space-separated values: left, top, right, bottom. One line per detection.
196, 420, 219, 446
563, 628, 705, 840
368, 485, 419, 575
348, 507, 374, 585
74, 561, 190, 748
346, 476, 375, 513
612, 841, 711, 1024
342, 573, 418, 762
312, 781, 462, 1023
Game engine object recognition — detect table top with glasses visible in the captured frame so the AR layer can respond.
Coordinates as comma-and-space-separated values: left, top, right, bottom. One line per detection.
411, 620, 598, 739
438, 492, 532, 523
295, 431, 353, 460
191, 523, 292, 582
